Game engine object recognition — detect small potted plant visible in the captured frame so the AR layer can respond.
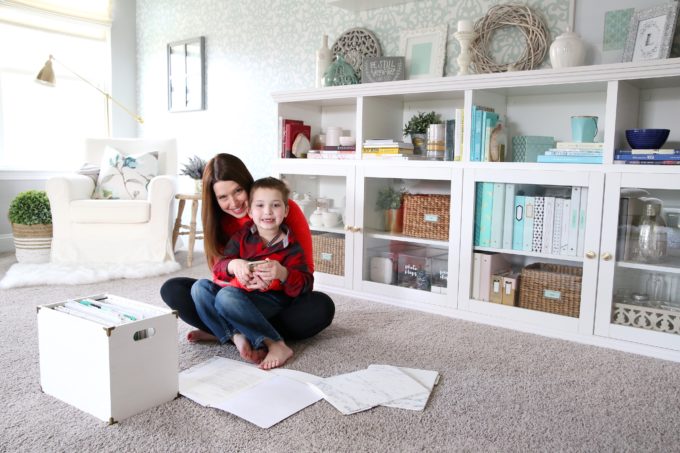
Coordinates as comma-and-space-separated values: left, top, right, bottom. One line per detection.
403, 111, 442, 155
375, 186, 406, 233
8, 190, 52, 263
180, 155, 207, 193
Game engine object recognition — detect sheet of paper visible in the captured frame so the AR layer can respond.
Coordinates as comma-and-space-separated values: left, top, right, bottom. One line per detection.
179, 357, 269, 406
369, 365, 439, 411
312, 365, 427, 415
215, 375, 322, 429
179, 356, 323, 428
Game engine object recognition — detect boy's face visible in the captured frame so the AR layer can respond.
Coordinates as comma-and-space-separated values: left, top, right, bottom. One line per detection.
249, 187, 289, 234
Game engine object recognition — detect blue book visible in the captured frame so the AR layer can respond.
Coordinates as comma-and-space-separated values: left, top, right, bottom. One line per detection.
616, 149, 680, 155
473, 108, 484, 162
483, 112, 499, 161
512, 195, 525, 250
469, 105, 478, 161
522, 196, 535, 251
537, 154, 603, 164
478, 182, 495, 247
614, 153, 680, 161
489, 182, 506, 248
473, 182, 483, 246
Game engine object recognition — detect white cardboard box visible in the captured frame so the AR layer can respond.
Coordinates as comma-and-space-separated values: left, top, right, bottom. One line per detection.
37, 294, 179, 423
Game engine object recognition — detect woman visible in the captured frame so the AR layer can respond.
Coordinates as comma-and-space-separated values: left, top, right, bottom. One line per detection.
161, 153, 335, 343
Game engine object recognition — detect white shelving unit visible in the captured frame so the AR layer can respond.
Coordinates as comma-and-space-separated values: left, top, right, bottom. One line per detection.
273, 58, 680, 362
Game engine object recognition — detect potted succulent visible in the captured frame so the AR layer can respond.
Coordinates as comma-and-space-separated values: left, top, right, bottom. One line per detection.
8, 190, 52, 263
180, 155, 207, 193
375, 186, 406, 233
403, 111, 442, 155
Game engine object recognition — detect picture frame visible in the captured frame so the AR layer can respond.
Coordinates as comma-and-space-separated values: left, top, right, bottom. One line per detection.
400, 26, 448, 79
622, 3, 679, 62
167, 36, 205, 112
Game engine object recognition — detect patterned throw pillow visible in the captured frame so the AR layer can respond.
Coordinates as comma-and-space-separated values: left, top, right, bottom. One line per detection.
92, 147, 159, 200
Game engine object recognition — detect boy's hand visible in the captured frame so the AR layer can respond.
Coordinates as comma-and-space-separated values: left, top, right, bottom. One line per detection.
228, 259, 254, 285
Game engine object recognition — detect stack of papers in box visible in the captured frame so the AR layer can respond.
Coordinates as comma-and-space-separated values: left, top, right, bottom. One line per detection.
179, 357, 439, 428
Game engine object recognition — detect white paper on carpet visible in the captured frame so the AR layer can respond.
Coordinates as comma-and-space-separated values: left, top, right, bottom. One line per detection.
0, 260, 181, 289
179, 356, 322, 429
312, 365, 437, 415
369, 365, 440, 411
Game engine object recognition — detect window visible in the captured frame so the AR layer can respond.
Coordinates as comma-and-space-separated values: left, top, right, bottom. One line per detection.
0, 1, 111, 171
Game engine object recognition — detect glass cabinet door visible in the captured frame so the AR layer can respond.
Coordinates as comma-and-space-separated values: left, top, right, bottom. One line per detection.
595, 172, 680, 350
277, 161, 355, 290
356, 164, 462, 308
459, 168, 604, 335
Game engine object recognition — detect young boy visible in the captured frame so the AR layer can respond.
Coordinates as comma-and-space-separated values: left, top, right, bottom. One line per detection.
191, 177, 313, 370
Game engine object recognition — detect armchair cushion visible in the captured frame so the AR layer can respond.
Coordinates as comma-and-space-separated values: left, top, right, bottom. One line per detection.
93, 146, 159, 200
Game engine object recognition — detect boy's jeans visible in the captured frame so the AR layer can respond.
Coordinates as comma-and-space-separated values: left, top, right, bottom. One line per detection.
191, 279, 290, 349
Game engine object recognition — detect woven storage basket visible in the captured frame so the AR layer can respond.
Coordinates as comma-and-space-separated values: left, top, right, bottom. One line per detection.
11, 223, 53, 264
311, 232, 345, 276
518, 263, 582, 317
402, 194, 450, 241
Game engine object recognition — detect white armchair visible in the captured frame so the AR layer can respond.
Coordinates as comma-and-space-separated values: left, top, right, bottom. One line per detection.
46, 138, 178, 264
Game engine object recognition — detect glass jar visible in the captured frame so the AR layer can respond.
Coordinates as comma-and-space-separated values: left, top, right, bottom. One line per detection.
637, 199, 667, 262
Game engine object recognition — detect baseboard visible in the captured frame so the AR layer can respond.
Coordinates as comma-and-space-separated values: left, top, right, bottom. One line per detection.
0, 234, 13, 254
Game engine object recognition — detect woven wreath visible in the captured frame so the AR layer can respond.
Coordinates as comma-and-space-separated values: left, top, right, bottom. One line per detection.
469, 3, 549, 73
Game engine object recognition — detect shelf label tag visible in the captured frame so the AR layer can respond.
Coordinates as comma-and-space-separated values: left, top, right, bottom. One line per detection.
544, 289, 561, 300
424, 214, 439, 222
321, 252, 333, 261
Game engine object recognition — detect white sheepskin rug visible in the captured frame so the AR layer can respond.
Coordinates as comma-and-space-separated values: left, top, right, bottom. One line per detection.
0, 260, 181, 289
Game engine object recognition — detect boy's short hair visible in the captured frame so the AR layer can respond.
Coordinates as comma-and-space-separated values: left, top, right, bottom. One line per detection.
250, 176, 290, 205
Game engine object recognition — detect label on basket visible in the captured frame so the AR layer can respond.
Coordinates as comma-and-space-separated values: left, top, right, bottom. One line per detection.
321, 252, 333, 261
423, 214, 439, 222
544, 289, 561, 300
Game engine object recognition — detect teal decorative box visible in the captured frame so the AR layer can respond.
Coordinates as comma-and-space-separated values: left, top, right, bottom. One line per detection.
511, 136, 555, 162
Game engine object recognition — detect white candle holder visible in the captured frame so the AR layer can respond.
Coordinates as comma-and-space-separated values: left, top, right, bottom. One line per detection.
454, 31, 477, 76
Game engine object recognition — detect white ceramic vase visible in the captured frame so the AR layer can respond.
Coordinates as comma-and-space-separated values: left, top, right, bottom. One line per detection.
549, 27, 586, 69
315, 35, 332, 88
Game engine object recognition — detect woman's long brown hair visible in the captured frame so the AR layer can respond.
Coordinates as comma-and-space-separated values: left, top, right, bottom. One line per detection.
201, 153, 254, 267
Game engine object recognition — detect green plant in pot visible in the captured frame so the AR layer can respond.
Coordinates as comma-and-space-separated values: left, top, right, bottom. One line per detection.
403, 111, 442, 155
375, 186, 406, 233
8, 190, 53, 263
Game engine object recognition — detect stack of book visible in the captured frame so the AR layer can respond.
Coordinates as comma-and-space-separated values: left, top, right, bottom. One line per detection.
279, 118, 311, 158
614, 149, 680, 165
473, 182, 588, 258
537, 141, 603, 164
469, 105, 506, 162
307, 145, 356, 160
362, 140, 419, 160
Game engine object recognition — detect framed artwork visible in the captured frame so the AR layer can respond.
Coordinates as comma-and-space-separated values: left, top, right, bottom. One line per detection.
168, 36, 205, 112
622, 3, 679, 62
400, 26, 448, 79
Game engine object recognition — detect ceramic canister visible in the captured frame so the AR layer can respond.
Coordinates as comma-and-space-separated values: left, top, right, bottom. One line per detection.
550, 28, 586, 69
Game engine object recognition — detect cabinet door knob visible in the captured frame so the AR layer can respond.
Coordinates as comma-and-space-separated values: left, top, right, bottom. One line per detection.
344, 225, 352, 231
585, 251, 597, 259
602, 252, 613, 261
351, 226, 361, 233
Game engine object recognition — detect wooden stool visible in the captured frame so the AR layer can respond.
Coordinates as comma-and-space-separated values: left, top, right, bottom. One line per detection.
172, 193, 203, 267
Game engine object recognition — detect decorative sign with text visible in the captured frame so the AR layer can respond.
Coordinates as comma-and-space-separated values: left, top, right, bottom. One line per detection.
362, 57, 405, 83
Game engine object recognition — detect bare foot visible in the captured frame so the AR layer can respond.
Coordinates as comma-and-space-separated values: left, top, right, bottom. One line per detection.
232, 334, 265, 364
259, 340, 293, 370
187, 329, 218, 343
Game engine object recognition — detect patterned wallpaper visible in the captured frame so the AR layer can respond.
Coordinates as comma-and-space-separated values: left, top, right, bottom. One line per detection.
136, 0, 570, 180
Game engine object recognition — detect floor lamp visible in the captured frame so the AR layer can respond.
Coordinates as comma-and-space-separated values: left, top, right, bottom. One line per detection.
36, 55, 143, 136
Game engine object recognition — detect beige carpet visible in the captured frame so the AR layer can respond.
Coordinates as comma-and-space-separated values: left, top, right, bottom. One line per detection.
1, 250, 680, 452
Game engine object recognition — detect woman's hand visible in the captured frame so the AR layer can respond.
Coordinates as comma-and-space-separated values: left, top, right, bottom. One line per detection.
252, 259, 288, 284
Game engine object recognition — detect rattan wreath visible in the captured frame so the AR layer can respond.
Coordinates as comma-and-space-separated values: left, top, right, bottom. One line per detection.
469, 3, 549, 73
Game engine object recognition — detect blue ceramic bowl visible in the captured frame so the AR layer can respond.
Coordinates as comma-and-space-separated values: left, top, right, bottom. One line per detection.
625, 129, 670, 149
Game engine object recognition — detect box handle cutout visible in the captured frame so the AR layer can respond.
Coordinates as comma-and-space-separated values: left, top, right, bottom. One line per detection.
133, 328, 156, 341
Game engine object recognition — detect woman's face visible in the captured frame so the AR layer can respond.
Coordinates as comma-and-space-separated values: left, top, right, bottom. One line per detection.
213, 180, 249, 218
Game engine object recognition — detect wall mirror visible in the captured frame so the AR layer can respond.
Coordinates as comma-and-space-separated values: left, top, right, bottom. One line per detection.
167, 36, 205, 112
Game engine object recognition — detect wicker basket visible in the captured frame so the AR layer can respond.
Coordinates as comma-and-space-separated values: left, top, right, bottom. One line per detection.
11, 223, 52, 264
311, 232, 345, 276
518, 263, 582, 317
402, 194, 450, 241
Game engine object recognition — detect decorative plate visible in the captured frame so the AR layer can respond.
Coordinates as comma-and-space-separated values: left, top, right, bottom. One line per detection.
331, 27, 382, 80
